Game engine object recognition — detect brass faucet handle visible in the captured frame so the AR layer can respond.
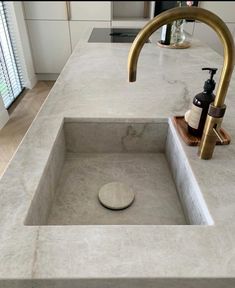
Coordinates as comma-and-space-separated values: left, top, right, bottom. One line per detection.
213, 127, 226, 144
208, 104, 227, 144
208, 104, 226, 118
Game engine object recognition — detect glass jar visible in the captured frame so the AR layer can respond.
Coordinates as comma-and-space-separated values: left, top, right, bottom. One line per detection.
171, 19, 186, 44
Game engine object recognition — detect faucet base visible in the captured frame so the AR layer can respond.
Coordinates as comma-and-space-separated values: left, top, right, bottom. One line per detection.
199, 115, 224, 159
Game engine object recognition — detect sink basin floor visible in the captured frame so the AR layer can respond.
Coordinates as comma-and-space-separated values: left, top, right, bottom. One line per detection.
47, 152, 186, 225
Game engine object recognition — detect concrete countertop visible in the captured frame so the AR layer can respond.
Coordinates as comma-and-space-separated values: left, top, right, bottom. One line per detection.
0, 28, 235, 287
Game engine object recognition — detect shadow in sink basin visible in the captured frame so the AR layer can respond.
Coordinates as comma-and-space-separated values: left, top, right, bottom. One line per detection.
24, 119, 213, 226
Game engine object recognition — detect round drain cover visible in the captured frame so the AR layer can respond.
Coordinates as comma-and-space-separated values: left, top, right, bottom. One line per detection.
98, 182, 135, 210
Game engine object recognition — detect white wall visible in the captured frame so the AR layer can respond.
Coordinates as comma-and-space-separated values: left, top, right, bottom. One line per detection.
0, 98, 9, 129
194, 1, 235, 55
199, 1, 235, 22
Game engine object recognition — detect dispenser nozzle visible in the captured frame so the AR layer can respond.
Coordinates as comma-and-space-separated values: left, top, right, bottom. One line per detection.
202, 67, 218, 80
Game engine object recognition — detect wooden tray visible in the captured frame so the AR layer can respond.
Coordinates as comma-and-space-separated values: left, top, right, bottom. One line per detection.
173, 116, 231, 146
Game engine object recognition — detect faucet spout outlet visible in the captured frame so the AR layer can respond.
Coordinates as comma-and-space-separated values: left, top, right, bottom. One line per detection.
128, 6, 234, 159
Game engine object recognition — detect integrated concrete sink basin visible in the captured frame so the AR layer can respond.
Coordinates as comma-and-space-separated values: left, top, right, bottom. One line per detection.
25, 119, 212, 226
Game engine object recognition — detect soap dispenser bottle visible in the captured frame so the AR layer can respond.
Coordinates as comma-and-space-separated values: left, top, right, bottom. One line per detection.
186, 68, 217, 137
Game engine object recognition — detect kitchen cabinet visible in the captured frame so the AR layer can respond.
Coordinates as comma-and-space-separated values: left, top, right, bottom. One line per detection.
69, 1, 111, 49
112, 1, 154, 28
24, 1, 112, 76
24, 1, 156, 77
26, 20, 71, 73
23, 1, 67, 20
70, 1, 111, 21
70, 21, 110, 50
24, 1, 70, 75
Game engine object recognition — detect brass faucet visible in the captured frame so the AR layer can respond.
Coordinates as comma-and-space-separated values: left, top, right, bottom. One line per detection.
128, 7, 234, 159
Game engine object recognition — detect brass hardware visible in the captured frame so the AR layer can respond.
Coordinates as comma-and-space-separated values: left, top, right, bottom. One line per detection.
173, 116, 231, 146
128, 6, 234, 159
208, 104, 226, 118
66, 1, 71, 21
213, 127, 225, 144
197, 115, 223, 159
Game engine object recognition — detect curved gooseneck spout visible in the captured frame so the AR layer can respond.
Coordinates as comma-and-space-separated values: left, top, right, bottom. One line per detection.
128, 7, 234, 159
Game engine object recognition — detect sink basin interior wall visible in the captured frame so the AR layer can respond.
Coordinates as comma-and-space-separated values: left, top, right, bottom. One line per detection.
166, 122, 213, 225
24, 119, 212, 226
24, 124, 66, 225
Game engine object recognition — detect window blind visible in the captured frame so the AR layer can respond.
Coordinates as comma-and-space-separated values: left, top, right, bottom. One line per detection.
0, 1, 23, 109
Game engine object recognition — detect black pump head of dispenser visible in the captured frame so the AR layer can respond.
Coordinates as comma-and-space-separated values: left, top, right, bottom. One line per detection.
202, 67, 217, 93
